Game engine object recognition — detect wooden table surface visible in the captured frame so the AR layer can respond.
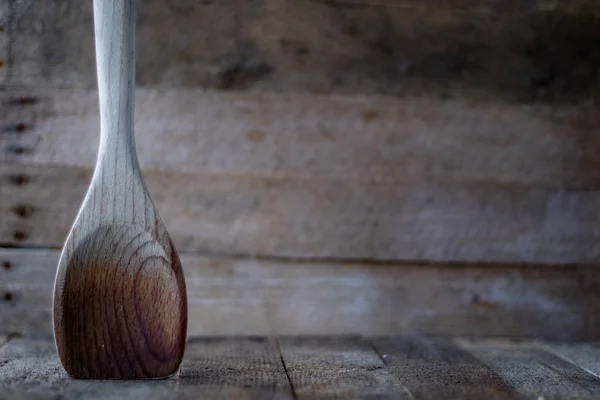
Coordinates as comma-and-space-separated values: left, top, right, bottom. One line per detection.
2, 335, 600, 399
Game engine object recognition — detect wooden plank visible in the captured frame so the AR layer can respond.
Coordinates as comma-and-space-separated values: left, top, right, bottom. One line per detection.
320, 0, 600, 13
0, 335, 8, 350
0, 337, 293, 400
0, 2, 7, 84
2, 248, 599, 340
3, 89, 600, 263
4, 89, 600, 188
278, 336, 405, 399
373, 336, 520, 399
4, 336, 600, 399
541, 342, 600, 378
4, 0, 600, 103
176, 337, 293, 399
457, 338, 600, 399
0, 339, 67, 399
6, 164, 600, 264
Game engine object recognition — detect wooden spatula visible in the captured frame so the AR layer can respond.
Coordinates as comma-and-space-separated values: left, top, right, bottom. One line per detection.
52, 0, 187, 379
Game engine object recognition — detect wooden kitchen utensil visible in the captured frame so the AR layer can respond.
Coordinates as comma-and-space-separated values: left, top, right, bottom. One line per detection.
52, 0, 187, 379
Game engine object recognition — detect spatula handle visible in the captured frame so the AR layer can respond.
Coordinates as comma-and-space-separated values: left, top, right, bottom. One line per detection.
93, 0, 137, 167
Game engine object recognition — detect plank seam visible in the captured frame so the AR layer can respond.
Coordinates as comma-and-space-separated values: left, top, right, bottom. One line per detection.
536, 342, 600, 380
5, 159, 600, 191
369, 339, 416, 400
275, 338, 298, 400
2, 246, 599, 270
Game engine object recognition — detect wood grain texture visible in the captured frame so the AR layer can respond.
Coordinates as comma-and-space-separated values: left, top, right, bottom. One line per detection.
3, 89, 600, 263
0, 338, 67, 399
373, 336, 520, 400
177, 337, 293, 399
277, 336, 407, 399
4, 336, 600, 400
3, 0, 600, 102
3, 249, 600, 341
319, 0, 600, 13
540, 342, 600, 379
55, 225, 186, 379
0, 337, 292, 400
51, 0, 187, 379
0, 335, 8, 350
457, 338, 600, 399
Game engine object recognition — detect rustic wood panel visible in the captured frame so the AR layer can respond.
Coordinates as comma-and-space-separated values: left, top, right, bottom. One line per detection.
2, 248, 600, 340
0, 339, 67, 399
3, 89, 600, 262
0, 337, 292, 400
373, 336, 519, 399
542, 342, 600, 378
3, 0, 600, 102
320, 0, 600, 13
457, 338, 600, 399
5, 336, 600, 399
176, 337, 293, 399
4, 89, 600, 187
277, 336, 406, 399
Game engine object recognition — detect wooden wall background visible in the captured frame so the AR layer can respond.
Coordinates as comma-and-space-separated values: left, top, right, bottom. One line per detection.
1, 0, 600, 340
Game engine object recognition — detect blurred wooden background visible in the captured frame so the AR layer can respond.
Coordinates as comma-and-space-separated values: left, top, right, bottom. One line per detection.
1, 0, 600, 340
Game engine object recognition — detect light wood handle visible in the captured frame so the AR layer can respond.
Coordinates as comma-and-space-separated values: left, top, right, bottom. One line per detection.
93, 0, 137, 170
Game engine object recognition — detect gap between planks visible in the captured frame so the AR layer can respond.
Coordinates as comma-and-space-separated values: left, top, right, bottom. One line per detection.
3, 248, 600, 340
3, 336, 600, 399
3, 88, 600, 263
4, 0, 600, 94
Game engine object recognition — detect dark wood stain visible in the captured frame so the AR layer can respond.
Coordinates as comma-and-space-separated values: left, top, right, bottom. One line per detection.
12, 1, 598, 103
214, 56, 273, 91
14, 124, 28, 133
338, 10, 600, 103
12, 232, 27, 241
12, 204, 34, 219
9, 175, 30, 186
6, 146, 32, 155
280, 39, 311, 55
54, 225, 186, 379
8, 97, 38, 106
363, 110, 380, 122
245, 129, 265, 142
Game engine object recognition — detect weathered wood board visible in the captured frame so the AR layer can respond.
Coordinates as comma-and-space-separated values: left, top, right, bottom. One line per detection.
2, 248, 600, 340
278, 336, 406, 399
540, 341, 600, 378
3, 88, 600, 262
373, 336, 519, 399
3, 336, 600, 399
3, 0, 600, 103
2, 0, 600, 263
457, 338, 600, 399
0, 337, 293, 400
176, 337, 293, 399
